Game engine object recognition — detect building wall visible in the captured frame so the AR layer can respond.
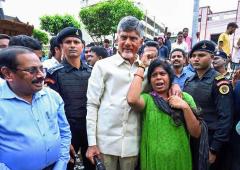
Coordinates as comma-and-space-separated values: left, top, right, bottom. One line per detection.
198, 1, 240, 51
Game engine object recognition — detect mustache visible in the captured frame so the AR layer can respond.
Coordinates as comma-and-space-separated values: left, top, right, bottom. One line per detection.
173, 60, 180, 63
32, 78, 44, 84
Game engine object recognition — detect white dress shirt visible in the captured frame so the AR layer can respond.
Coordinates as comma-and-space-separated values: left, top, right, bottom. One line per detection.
43, 57, 60, 69
171, 41, 189, 53
87, 53, 147, 157
232, 43, 240, 63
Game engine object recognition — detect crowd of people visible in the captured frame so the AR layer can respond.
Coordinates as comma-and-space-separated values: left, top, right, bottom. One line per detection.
0, 15, 240, 170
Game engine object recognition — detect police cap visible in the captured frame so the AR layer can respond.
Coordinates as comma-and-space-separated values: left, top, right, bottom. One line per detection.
189, 40, 216, 57
214, 51, 228, 59
57, 27, 82, 43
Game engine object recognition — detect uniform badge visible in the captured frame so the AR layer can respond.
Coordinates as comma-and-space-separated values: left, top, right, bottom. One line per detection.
202, 43, 207, 49
76, 30, 79, 35
219, 85, 229, 94
217, 80, 229, 86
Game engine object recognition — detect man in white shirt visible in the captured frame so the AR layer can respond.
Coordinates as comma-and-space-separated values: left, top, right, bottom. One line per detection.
232, 37, 240, 70
86, 16, 145, 170
172, 31, 189, 53
43, 37, 62, 69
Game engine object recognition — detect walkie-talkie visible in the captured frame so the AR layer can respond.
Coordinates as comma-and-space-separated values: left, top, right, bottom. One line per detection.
93, 155, 106, 170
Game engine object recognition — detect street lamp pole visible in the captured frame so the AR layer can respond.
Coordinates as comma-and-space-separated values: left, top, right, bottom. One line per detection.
191, 0, 200, 46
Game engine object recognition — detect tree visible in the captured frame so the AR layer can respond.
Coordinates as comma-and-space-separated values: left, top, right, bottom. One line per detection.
79, 0, 144, 43
32, 29, 49, 45
40, 14, 80, 35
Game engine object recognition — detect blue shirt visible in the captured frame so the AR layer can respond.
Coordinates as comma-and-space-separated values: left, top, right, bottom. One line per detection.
158, 45, 169, 60
173, 67, 195, 90
164, 39, 172, 53
0, 81, 71, 170
184, 64, 195, 76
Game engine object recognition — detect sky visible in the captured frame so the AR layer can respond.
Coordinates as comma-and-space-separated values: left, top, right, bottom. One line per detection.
1, 0, 239, 34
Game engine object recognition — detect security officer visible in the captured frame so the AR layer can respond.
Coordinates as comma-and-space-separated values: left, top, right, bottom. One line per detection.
232, 80, 240, 169
45, 27, 94, 170
183, 40, 234, 170
213, 51, 231, 80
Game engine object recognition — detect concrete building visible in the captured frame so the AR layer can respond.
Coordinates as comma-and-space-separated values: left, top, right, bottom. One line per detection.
198, 0, 240, 50
80, 0, 165, 42
0, 0, 33, 36
134, 1, 165, 39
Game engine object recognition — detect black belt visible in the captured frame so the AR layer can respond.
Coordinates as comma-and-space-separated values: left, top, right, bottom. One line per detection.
42, 162, 56, 170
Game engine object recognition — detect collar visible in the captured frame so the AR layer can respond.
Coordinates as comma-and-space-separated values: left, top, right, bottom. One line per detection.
114, 52, 140, 66
202, 68, 215, 78
62, 59, 75, 72
175, 69, 186, 78
81, 61, 92, 70
52, 57, 60, 64
62, 59, 90, 72
176, 41, 183, 45
194, 67, 215, 79
0, 81, 46, 100
34, 89, 47, 100
188, 64, 195, 72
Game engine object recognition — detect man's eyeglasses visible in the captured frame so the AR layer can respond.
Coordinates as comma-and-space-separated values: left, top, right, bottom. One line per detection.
15, 66, 47, 76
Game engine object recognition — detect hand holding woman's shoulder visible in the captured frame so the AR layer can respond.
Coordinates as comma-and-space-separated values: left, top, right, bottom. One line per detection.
168, 95, 189, 110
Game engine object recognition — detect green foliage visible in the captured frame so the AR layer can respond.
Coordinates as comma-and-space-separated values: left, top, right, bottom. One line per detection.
79, 0, 144, 41
32, 29, 49, 45
40, 14, 80, 35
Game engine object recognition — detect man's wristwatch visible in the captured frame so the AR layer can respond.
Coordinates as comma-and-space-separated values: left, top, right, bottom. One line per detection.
138, 61, 147, 71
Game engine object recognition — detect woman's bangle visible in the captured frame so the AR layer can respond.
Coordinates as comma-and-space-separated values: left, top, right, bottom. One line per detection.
134, 73, 144, 81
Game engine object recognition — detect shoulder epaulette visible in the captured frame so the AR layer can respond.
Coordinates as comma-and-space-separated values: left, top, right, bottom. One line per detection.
82, 62, 92, 73
47, 64, 64, 75
215, 74, 225, 81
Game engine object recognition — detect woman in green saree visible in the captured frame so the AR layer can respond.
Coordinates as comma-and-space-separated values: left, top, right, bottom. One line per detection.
127, 59, 201, 170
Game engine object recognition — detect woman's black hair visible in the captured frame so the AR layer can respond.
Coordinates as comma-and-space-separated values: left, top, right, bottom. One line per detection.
147, 59, 175, 88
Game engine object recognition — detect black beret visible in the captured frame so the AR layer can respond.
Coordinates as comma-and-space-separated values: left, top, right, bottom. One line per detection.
189, 40, 217, 57
57, 27, 82, 43
214, 51, 228, 59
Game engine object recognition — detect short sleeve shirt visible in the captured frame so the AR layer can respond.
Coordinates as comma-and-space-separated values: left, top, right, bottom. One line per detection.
218, 32, 231, 56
